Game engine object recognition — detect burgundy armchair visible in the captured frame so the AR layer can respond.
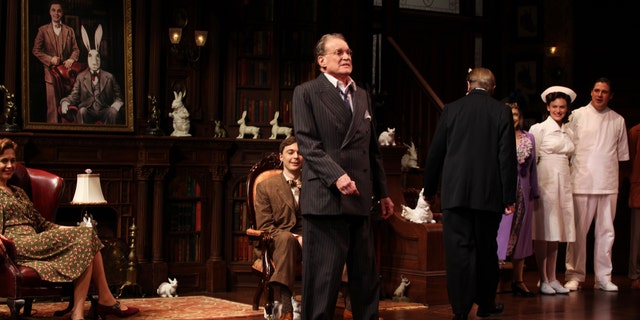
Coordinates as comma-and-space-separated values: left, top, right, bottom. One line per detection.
0, 163, 96, 319
51, 61, 87, 123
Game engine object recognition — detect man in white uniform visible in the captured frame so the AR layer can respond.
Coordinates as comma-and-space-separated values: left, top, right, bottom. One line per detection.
564, 78, 629, 292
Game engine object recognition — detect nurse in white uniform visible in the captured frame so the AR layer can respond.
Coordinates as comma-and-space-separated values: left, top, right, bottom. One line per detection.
529, 86, 576, 295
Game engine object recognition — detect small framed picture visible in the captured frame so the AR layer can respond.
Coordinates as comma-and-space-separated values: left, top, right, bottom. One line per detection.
516, 5, 539, 38
513, 60, 538, 95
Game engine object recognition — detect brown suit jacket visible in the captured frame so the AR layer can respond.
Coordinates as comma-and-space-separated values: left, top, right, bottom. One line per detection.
254, 173, 301, 290
32, 23, 80, 83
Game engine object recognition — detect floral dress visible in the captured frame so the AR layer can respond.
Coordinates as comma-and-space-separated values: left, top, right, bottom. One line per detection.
497, 130, 539, 260
0, 185, 103, 282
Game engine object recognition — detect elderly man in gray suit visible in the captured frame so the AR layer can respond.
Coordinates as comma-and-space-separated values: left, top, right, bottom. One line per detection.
255, 136, 303, 320
423, 67, 517, 320
292, 33, 394, 320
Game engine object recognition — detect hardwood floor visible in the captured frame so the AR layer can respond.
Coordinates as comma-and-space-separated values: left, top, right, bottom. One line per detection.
210, 272, 640, 320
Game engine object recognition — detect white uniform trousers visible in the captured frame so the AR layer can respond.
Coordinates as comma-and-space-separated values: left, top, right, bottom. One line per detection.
565, 194, 617, 283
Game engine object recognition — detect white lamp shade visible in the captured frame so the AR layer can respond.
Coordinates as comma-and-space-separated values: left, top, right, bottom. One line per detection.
71, 169, 107, 204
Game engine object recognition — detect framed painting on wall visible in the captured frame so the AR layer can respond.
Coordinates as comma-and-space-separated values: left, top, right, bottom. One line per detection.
516, 5, 539, 38
513, 59, 538, 95
21, 0, 133, 132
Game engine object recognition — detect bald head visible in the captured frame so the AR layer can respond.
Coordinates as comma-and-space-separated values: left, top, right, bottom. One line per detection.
467, 67, 496, 94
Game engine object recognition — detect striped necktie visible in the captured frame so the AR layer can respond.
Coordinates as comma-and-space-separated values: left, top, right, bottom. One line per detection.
338, 86, 352, 114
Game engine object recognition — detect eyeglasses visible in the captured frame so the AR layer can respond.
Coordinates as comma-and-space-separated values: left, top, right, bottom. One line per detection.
328, 49, 353, 57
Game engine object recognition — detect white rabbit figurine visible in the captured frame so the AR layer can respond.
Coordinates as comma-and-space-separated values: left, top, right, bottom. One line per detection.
157, 277, 178, 297
169, 90, 191, 137
392, 275, 411, 302
214, 120, 227, 138
269, 111, 292, 139
378, 128, 396, 146
400, 188, 435, 224
236, 110, 260, 139
401, 142, 420, 171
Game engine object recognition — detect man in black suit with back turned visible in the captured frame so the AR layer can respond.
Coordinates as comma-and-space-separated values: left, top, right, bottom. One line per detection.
292, 33, 394, 320
423, 67, 517, 320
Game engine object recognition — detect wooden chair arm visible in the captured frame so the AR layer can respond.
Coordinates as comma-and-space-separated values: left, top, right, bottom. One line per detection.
246, 228, 263, 237
0, 237, 17, 262
245, 228, 274, 279
0, 237, 19, 278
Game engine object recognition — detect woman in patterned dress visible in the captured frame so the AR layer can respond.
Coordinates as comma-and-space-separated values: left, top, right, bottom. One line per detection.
496, 102, 539, 297
529, 86, 577, 295
0, 138, 139, 320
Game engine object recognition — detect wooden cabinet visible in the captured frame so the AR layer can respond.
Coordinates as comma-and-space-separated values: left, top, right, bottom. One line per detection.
225, 0, 318, 138
379, 213, 448, 306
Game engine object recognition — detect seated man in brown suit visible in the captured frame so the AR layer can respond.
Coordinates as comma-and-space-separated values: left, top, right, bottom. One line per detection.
254, 136, 303, 320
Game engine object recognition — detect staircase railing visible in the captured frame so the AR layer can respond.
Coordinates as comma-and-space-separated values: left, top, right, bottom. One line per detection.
376, 36, 445, 162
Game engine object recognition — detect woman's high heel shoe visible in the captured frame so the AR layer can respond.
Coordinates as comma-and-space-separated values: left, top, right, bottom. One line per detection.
96, 301, 140, 318
511, 281, 536, 297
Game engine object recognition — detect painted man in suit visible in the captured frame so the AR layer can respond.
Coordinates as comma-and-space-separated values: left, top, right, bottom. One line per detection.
423, 67, 517, 320
32, 0, 80, 123
254, 136, 303, 320
292, 33, 394, 320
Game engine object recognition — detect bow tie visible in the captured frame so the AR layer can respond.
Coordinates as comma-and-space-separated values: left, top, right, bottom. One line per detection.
288, 179, 301, 189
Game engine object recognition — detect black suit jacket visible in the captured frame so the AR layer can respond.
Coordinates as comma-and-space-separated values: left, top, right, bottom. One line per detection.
424, 89, 517, 212
292, 74, 389, 216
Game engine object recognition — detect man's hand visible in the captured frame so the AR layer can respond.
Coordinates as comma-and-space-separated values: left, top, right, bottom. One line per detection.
111, 101, 124, 111
380, 197, 394, 220
335, 174, 359, 196
63, 59, 74, 69
504, 204, 515, 215
61, 101, 69, 114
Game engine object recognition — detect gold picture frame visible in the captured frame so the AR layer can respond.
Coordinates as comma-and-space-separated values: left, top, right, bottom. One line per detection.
21, 0, 134, 132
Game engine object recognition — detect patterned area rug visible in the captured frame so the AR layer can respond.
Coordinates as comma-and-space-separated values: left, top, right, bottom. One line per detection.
0, 296, 427, 319
0, 296, 264, 320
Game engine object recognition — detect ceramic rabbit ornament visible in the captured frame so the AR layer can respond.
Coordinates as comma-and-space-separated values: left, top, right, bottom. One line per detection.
401, 142, 420, 171
269, 111, 292, 139
157, 277, 178, 297
378, 128, 396, 146
401, 188, 435, 224
236, 110, 260, 139
169, 90, 191, 137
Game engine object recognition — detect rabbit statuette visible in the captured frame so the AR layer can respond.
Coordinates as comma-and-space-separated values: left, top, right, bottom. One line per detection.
157, 277, 178, 298
269, 111, 292, 139
169, 90, 191, 137
236, 110, 260, 139
401, 142, 420, 171
401, 188, 435, 224
378, 128, 396, 146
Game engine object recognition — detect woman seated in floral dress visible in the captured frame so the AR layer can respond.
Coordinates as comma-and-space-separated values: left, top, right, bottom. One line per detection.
0, 138, 139, 320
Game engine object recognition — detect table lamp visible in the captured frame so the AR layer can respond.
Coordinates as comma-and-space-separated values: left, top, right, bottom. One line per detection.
71, 169, 107, 225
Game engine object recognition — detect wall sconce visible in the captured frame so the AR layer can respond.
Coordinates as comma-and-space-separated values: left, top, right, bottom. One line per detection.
169, 27, 208, 63
545, 46, 560, 57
